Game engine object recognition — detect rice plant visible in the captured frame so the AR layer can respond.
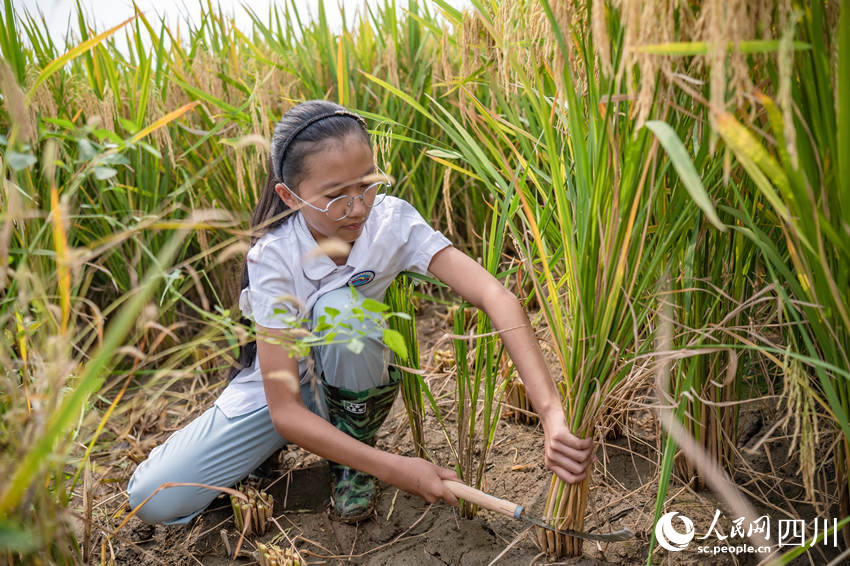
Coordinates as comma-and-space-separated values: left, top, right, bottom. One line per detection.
388, 0, 719, 556
1, 0, 846, 563
450, 303, 505, 518
705, 3, 850, 549
385, 274, 427, 458
0, 86, 212, 564
0, 1, 475, 559
634, 0, 847, 559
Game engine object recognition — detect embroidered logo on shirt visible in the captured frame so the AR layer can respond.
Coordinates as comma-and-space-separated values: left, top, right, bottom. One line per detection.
347, 270, 375, 287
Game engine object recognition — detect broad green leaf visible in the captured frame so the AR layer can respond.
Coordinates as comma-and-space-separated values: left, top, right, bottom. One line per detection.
361, 298, 389, 313
5, 150, 36, 171
77, 138, 96, 161
91, 128, 123, 144
99, 153, 131, 166
0, 521, 39, 552
323, 306, 340, 320
645, 120, 726, 232
93, 166, 117, 180
383, 328, 408, 360
118, 117, 140, 135
314, 321, 332, 333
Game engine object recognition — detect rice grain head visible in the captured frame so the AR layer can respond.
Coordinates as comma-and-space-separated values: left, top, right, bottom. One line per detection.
381, 35, 400, 87
25, 62, 58, 122
638, 0, 674, 128
781, 353, 820, 507
442, 167, 455, 238
440, 24, 453, 86
151, 92, 177, 170
591, 0, 613, 77
0, 179, 24, 290
693, 0, 782, 120
100, 84, 117, 134
459, 8, 496, 108
0, 59, 35, 144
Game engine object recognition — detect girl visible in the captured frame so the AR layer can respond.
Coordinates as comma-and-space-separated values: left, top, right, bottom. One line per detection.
127, 100, 593, 525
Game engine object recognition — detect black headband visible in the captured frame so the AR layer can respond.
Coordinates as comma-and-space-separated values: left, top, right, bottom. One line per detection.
276, 109, 368, 180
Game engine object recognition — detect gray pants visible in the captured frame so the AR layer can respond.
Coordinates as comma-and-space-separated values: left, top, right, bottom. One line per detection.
126, 287, 389, 524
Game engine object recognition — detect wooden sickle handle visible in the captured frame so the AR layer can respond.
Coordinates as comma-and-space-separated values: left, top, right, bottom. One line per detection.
442, 480, 523, 519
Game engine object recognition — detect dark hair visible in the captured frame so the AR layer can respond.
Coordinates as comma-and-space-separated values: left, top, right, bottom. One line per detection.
228, 100, 371, 380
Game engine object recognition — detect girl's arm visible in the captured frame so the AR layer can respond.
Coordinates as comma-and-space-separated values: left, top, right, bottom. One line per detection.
257, 327, 460, 504
428, 246, 594, 483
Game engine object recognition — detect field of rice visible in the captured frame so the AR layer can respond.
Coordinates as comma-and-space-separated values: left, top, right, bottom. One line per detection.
1, 0, 848, 564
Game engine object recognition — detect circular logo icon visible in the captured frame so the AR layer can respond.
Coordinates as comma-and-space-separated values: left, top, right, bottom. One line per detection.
655, 511, 695, 552
348, 270, 375, 287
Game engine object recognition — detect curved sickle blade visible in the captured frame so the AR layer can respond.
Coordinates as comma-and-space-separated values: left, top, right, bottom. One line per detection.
522, 514, 635, 542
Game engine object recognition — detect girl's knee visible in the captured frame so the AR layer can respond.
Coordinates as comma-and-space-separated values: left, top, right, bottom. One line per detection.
312, 287, 382, 338
127, 461, 210, 524
127, 467, 166, 523
312, 287, 389, 390
316, 336, 388, 390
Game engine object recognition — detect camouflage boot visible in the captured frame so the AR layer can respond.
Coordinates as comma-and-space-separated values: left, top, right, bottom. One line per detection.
322, 367, 401, 523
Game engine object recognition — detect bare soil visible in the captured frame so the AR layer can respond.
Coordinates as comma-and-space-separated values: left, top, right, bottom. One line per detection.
87, 303, 842, 566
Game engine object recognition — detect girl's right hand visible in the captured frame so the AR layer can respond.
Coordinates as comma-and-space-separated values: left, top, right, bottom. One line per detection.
387, 455, 460, 506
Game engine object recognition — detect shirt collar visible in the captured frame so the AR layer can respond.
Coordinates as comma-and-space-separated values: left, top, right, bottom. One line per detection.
296, 211, 369, 280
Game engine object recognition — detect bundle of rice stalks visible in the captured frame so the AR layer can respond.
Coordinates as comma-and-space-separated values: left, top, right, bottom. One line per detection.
230, 483, 273, 536
255, 541, 306, 566
502, 368, 537, 425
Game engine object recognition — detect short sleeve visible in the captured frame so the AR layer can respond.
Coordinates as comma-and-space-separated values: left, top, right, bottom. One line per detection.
394, 199, 452, 275
240, 238, 300, 329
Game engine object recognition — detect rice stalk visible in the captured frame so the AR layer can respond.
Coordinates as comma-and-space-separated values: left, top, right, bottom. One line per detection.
385, 275, 427, 458
230, 482, 273, 536
255, 541, 306, 566
451, 302, 505, 519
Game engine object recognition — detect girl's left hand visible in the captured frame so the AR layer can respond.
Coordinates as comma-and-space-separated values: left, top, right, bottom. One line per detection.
541, 414, 595, 484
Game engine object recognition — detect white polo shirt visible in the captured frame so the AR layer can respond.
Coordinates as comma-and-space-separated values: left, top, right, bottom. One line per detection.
214, 196, 452, 418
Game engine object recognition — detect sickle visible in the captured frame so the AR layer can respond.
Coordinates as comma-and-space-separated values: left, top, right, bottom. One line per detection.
443, 480, 635, 543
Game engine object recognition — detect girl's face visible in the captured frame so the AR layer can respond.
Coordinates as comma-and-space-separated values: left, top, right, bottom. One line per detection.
275, 134, 375, 245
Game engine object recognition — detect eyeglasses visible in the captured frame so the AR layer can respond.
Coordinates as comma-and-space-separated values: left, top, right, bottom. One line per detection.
283, 166, 390, 221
